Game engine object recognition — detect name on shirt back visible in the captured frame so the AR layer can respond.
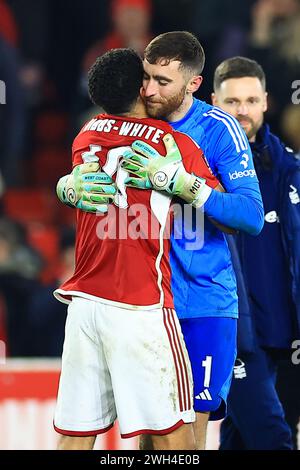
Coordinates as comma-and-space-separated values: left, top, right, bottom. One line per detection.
82, 118, 165, 144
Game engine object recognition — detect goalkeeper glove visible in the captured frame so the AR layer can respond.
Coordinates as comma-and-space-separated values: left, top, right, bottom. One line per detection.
56, 162, 116, 213
122, 133, 212, 207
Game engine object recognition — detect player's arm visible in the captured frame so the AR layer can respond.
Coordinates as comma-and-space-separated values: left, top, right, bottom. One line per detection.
202, 124, 264, 235
122, 134, 219, 207
56, 162, 116, 213
122, 134, 236, 234
123, 133, 264, 235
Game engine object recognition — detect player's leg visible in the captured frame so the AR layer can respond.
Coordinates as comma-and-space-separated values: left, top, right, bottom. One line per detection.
139, 426, 196, 451
101, 305, 196, 450
139, 418, 202, 450
151, 423, 195, 450
139, 426, 195, 450
180, 317, 237, 450
276, 358, 300, 450
54, 297, 117, 450
193, 411, 210, 450
139, 434, 153, 450
57, 435, 96, 450
219, 347, 293, 450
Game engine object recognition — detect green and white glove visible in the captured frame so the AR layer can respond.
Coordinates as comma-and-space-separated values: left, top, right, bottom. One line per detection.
122, 133, 212, 207
56, 162, 116, 213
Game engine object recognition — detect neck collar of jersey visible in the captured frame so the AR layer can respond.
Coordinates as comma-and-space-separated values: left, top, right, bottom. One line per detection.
170, 98, 202, 127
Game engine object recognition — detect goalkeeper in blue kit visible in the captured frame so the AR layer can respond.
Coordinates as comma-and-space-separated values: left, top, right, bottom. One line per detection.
57, 32, 264, 449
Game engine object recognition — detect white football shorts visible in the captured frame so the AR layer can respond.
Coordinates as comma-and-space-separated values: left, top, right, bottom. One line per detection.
54, 297, 195, 438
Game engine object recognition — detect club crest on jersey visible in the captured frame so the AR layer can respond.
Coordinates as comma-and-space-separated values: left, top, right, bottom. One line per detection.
240, 153, 249, 169
289, 185, 300, 205
233, 358, 247, 379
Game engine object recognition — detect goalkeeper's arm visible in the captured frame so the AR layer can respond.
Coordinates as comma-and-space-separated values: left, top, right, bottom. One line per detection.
122, 134, 220, 209
122, 134, 262, 235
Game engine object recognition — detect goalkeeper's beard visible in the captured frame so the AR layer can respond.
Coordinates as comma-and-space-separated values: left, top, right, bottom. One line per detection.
145, 85, 186, 120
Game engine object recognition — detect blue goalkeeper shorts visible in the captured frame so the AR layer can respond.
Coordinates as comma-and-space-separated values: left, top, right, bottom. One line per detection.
180, 317, 237, 420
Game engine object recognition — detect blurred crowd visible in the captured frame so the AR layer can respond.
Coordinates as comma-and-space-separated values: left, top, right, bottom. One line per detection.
0, 0, 299, 357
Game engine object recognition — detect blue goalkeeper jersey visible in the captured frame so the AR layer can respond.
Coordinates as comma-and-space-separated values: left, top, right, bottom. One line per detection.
170, 99, 264, 319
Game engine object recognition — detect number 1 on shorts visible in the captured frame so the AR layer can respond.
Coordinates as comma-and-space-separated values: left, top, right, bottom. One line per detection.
202, 355, 212, 388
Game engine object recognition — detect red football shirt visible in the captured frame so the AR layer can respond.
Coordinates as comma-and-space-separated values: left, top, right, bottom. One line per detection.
54, 114, 219, 310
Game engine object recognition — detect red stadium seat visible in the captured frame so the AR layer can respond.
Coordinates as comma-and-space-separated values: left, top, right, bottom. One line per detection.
35, 111, 69, 144
26, 223, 60, 284
30, 148, 70, 187
27, 224, 59, 261
56, 203, 76, 227
3, 189, 57, 225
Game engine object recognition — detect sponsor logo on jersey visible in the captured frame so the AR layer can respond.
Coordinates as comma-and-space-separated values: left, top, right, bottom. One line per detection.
289, 185, 300, 205
233, 358, 246, 379
264, 210, 280, 223
229, 169, 256, 180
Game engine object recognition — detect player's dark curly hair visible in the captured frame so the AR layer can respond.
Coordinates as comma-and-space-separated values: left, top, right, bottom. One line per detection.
88, 48, 144, 115
145, 31, 205, 75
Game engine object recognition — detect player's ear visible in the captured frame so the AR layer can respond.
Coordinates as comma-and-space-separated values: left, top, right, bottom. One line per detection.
186, 75, 203, 94
140, 86, 146, 99
211, 92, 218, 106
263, 92, 268, 112
136, 94, 147, 114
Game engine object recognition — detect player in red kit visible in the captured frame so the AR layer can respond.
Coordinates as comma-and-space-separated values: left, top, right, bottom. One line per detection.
54, 48, 221, 450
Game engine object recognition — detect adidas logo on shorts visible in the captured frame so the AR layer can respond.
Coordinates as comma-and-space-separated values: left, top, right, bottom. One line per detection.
195, 389, 212, 400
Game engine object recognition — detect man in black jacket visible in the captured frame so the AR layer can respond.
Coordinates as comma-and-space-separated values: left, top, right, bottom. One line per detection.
212, 56, 300, 450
